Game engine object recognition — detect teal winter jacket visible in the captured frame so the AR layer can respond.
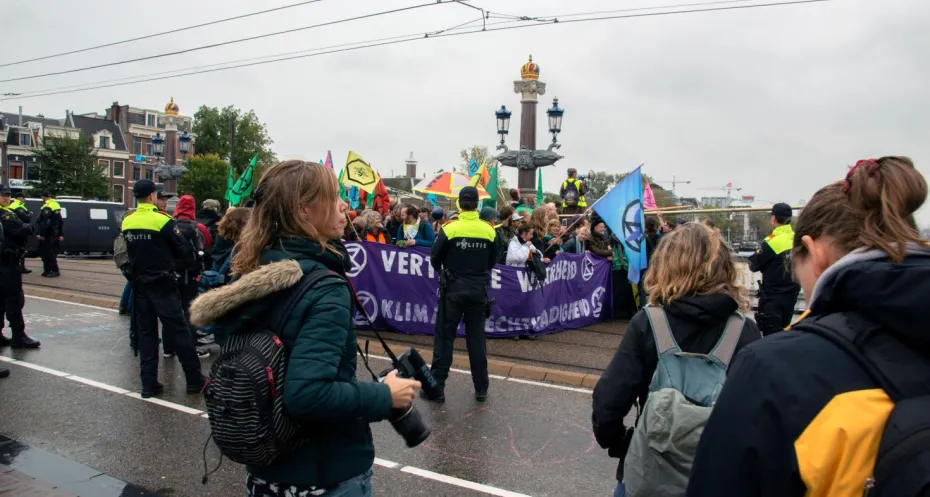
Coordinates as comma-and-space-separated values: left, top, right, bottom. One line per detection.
190, 236, 393, 487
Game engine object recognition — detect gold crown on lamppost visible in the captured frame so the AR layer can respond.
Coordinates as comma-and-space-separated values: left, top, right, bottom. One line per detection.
520, 55, 540, 80
164, 97, 180, 116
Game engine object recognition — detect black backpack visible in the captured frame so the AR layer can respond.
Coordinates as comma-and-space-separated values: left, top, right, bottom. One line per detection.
803, 313, 930, 497
203, 268, 339, 471
175, 219, 205, 272
563, 179, 580, 207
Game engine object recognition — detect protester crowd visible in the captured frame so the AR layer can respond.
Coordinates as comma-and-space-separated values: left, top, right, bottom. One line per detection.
105, 155, 930, 497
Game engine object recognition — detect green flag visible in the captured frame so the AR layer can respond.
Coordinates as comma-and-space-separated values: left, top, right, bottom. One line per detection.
338, 168, 348, 202
536, 168, 544, 207
483, 165, 499, 209
227, 155, 257, 206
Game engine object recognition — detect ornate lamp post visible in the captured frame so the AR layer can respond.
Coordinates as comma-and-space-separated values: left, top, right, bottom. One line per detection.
178, 131, 191, 159
151, 132, 165, 158
495, 56, 564, 197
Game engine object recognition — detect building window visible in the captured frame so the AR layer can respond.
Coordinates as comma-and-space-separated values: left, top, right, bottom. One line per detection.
113, 184, 124, 204
98, 159, 110, 177
133, 164, 141, 180
8, 161, 23, 180
113, 161, 125, 178
19, 133, 32, 147
146, 142, 153, 156
145, 167, 154, 181
146, 114, 156, 127
99, 136, 110, 149
133, 136, 143, 155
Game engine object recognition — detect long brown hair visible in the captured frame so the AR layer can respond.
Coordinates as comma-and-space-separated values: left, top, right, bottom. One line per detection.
794, 156, 928, 263
232, 160, 340, 275
644, 222, 745, 308
217, 207, 251, 243
530, 208, 548, 237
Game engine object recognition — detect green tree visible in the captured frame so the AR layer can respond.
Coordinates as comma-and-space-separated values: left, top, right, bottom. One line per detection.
192, 105, 277, 178
31, 136, 108, 199
459, 145, 495, 175
178, 154, 230, 205
584, 169, 676, 207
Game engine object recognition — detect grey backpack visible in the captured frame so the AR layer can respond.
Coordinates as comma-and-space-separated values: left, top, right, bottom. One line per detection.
623, 305, 744, 497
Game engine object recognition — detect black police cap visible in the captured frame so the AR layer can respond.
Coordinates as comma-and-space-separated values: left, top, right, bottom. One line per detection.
40, 191, 51, 197
0, 186, 11, 196
133, 179, 157, 197
771, 203, 793, 219
459, 186, 479, 203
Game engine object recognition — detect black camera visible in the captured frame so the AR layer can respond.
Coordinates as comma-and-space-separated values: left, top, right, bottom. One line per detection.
378, 370, 430, 448
395, 348, 442, 400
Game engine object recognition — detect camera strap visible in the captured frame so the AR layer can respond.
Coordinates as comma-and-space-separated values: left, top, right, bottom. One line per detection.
344, 276, 401, 381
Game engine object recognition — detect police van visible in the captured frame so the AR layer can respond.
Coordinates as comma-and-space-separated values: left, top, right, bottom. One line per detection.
23, 197, 126, 256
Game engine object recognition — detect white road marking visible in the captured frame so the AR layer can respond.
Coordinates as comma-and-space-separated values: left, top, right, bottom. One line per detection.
67, 375, 130, 394
26, 295, 119, 313
401, 466, 532, 497
13, 360, 71, 377
373, 458, 399, 469
123, 392, 204, 415
507, 378, 592, 394
7, 359, 537, 497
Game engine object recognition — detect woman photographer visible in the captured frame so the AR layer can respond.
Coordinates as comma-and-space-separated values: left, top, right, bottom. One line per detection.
190, 160, 420, 497
592, 222, 760, 496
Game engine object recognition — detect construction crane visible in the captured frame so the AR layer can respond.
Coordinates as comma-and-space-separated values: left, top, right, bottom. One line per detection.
654, 175, 692, 191
699, 182, 743, 198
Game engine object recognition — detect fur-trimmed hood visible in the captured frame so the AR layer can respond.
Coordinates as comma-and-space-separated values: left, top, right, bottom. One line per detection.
190, 259, 304, 327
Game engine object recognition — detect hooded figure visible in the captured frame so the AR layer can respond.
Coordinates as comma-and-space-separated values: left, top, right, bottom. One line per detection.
174, 195, 213, 252
196, 199, 222, 249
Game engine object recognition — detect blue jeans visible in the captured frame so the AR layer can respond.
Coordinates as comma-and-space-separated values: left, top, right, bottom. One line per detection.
119, 281, 133, 313
247, 470, 372, 497
614, 481, 626, 497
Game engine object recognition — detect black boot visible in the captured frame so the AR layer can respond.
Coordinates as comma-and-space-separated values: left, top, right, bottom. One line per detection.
0, 367, 9, 379
11, 334, 40, 349
0, 334, 11, 347
141, 383, 164, 399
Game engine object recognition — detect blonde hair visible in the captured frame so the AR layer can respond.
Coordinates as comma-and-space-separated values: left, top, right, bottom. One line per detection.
644, 222, 745, 308
233, 160, 340, 275
530, 208, 548, 236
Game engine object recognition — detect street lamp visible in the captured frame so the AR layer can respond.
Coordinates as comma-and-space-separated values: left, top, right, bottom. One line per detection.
546, 97, 563, 145
495, 105, 512, 147
151, 132, 165, 158
178, 131, 191, 158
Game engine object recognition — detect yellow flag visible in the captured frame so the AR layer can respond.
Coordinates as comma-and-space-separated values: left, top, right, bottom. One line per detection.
469, 158, 490, 187
342, 151, 381, 190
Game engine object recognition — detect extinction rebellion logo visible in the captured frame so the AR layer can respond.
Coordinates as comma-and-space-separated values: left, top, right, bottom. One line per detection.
581, 255, 595, 282
622, 199, 644, 253
353, 290, 378, 326
346, 243, 368, 277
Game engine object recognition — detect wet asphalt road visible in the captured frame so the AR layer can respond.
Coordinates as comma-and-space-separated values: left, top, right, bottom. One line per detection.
1, 296, 623, 497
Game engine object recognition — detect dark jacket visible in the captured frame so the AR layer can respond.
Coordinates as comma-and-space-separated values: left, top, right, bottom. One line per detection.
592, 295, 761, 480
196, 208, 222, 248
121, 203, 194, 284
0, 207, 35, 263
562, 235, 585, 254
190, 237, 393, 487
395, 220, 435, 247
210, 235, 234, 274
495, 224, 515, 264
748, 224, 799, 294
430, 211, 498, 294
38, 199, 63, 239
686, 247, 930, 497
385, 218, 402, 244
588, 231, 612, 259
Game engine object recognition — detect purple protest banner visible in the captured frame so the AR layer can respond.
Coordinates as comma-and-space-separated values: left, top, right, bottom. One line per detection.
345, 242, 611, 338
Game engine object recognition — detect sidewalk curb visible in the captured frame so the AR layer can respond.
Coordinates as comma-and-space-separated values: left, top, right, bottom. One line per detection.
23, 286, 600, 391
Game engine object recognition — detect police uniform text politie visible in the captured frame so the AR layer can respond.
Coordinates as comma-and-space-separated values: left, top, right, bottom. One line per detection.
425, 186, 498, 403
121, 179, 205, 398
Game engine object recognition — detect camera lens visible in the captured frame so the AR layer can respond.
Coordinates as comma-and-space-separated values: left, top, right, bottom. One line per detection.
389, 403, 430, 448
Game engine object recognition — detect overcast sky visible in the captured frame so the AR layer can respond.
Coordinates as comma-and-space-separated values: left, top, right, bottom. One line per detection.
3, 0, 928, 226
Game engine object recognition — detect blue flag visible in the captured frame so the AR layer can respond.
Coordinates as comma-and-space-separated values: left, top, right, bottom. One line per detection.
348, 186, 360, 209
592, 166, 647, 284
467, 158, 480, 177
426, 193, 438, 206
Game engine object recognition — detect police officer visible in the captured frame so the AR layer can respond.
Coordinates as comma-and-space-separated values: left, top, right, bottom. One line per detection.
37, 191, 63, 277
10, 191, 32, 274
121, 180, 204, 398
749, 202, 801, 335
560, 168, 587, 215
427, 186, 498, 403
0, 186, 40, 350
